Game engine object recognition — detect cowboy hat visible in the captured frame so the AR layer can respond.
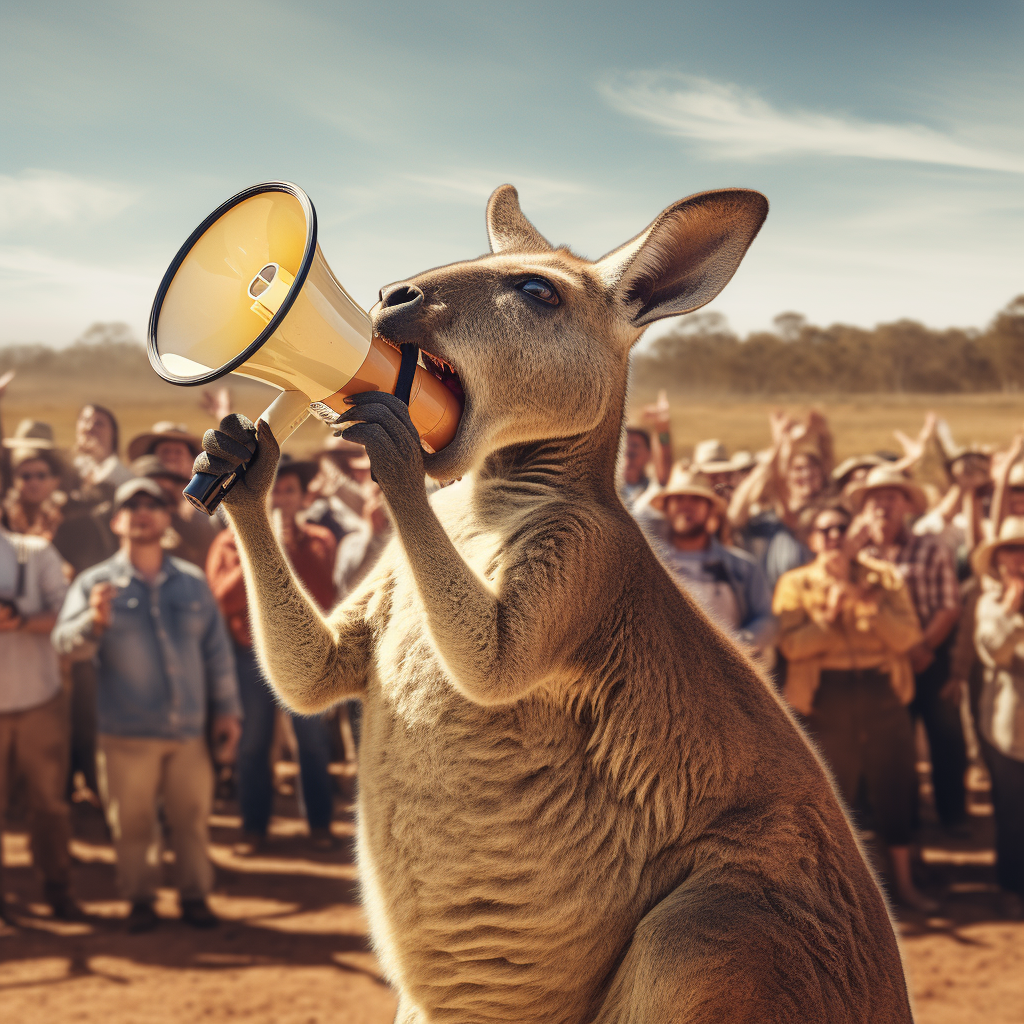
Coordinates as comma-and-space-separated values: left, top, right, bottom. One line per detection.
728, 449, 757, 473
649, 466, 727, 514
692, 439, 734, 474
126, 422, 202, 462
130, 453, 189, 485
2, 419, 55, 450
972, 516, 1024, 578
847, 465, 927, 517
831, 453, 884, 485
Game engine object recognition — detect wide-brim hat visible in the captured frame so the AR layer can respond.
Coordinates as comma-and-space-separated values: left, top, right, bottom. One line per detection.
728, 449, 757, 473
692, 439, 733, 474
275, 454, 319, 490
832, 453, 884, 485
847, 465, 928, 517
130, 453, 189, 485
649, 466, 727, 514
112, 477, 172, 514
9, 445, 67, 477
2, 418, 55, 451
972, 516, 1024, 578
127, 422, 202, 462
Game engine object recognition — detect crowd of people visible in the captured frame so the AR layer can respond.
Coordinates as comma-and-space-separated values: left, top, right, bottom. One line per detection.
0, 380, 388, 931
0, 373, 1021, 935
626, 398, 1023, 919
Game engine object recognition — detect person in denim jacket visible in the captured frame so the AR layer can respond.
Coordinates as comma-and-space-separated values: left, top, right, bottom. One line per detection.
53, 478, 241, 933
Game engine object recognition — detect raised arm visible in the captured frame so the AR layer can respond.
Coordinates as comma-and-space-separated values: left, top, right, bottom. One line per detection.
336, 392, 601, 707
195, 416, 374, 714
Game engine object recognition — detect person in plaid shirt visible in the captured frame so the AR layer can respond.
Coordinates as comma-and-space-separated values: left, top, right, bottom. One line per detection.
851, 466, 966, 832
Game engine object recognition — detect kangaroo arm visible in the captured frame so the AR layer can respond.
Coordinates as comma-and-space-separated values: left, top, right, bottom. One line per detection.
227, 506, 373, 714
389, 488, 594, 707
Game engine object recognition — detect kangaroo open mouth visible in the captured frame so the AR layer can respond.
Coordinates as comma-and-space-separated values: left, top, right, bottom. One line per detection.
421, 349, 465, 401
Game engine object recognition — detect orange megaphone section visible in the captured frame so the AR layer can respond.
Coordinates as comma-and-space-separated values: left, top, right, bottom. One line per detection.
318, 335, 461, 453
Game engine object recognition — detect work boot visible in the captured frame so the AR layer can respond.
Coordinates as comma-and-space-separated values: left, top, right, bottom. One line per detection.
232, 831, 268, 857
45, 882, 84, 922
126, 901, 160, 933
180, 898, 219, 929
309, 827, 337, 852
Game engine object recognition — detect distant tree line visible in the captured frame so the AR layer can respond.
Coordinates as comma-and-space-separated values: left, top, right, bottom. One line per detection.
0, 323, 147, 380
630, 295, 1024, 394
3, 299, 1024, 396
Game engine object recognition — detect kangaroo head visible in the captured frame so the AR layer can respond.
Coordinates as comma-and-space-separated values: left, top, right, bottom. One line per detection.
371, 185, 768, 481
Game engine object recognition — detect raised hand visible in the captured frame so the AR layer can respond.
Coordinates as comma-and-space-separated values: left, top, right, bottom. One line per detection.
199, 385, 233, 423
333, 391, 426, 507
641, 389, 671, 433
194, 413, 279, 512
89, 582, 117, 634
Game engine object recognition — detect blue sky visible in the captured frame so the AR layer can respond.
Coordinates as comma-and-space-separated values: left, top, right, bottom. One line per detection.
1, 0, 1022, 347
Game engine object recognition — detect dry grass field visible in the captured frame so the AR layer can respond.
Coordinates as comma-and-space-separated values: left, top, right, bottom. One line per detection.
3, 352, 1024, 463
627, 387, 1024, 464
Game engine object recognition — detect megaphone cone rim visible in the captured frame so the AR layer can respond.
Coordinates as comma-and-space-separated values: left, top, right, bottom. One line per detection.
147, 180, 318, 387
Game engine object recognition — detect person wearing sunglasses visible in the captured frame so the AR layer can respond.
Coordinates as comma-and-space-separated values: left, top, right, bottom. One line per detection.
2, 449, 64, 542
773, 505, 936, 912
53, 479, 241, 933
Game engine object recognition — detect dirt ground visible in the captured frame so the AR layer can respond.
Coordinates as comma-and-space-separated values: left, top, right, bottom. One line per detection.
1, 761, 1022, 1024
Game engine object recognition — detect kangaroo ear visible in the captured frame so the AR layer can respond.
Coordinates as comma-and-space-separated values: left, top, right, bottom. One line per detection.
486, 185, 553, 254
595, 189, 768, 327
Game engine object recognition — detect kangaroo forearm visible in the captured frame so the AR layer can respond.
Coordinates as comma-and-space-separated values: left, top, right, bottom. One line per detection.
392, 497, 543, 705
228, 508, 371, 712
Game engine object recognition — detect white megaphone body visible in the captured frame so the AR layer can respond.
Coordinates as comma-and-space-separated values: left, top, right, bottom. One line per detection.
148, 181, 462, 513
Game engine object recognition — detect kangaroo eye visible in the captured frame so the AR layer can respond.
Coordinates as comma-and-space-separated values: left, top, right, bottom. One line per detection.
518, 278, 559, 306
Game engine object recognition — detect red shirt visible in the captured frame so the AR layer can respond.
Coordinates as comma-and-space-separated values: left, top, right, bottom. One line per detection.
206, 521, 337, 648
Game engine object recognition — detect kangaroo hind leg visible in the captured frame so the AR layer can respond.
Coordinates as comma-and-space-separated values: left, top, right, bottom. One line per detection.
592, 878, 894, 1024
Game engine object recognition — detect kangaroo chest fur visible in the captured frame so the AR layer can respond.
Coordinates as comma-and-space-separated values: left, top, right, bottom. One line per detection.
354, 483, 682, 1023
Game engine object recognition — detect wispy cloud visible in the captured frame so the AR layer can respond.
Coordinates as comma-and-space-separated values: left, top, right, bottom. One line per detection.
0, 246, 154, 288
0, 170, 138, 230
601, 72, 1024, 173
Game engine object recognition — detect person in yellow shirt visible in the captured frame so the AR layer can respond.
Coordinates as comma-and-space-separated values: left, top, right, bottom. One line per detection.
773, 504, 934, 912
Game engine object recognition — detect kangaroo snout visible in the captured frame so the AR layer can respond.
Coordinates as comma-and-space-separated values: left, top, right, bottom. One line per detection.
373, 281, 425, 342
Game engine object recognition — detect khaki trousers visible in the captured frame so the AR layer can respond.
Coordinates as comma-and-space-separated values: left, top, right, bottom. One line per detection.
96, 734, 214, 903
0, 689, 72, 887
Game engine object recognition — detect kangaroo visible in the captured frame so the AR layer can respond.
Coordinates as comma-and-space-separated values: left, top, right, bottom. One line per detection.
198, 185, 914, 1024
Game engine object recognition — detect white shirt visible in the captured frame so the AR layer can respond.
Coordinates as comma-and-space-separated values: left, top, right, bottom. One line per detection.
0, 530, 68, 712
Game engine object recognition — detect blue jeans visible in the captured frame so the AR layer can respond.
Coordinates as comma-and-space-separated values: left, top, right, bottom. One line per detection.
234, 644, 334, 835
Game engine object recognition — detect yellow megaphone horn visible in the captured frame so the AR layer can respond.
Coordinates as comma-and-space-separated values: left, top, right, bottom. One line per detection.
147, 181, 462, 513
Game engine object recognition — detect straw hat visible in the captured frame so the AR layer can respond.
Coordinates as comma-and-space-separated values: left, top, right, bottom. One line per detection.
693, 439, 756, 475
729, 449, 757, 473
847, 465, 927, 517
131, 453, 189, 485
649, 466, 727, 514
2, 419, 55, 451
692, 439, 733, 474
127, 422, 202, 462
832, 453, 884, 485
972, 516, 1024, 578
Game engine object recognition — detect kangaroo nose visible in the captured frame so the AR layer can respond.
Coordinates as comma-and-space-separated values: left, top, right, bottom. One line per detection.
379, 282, 424, 310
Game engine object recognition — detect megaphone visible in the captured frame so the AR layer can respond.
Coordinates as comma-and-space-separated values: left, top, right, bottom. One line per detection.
148, 181, 462, 514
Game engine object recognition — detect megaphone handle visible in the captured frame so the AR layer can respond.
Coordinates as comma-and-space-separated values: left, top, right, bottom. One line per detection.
183, 390, 312, 515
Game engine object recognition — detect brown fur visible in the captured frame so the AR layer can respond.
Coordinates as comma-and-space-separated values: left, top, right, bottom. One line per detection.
210, 186, 914, 1023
